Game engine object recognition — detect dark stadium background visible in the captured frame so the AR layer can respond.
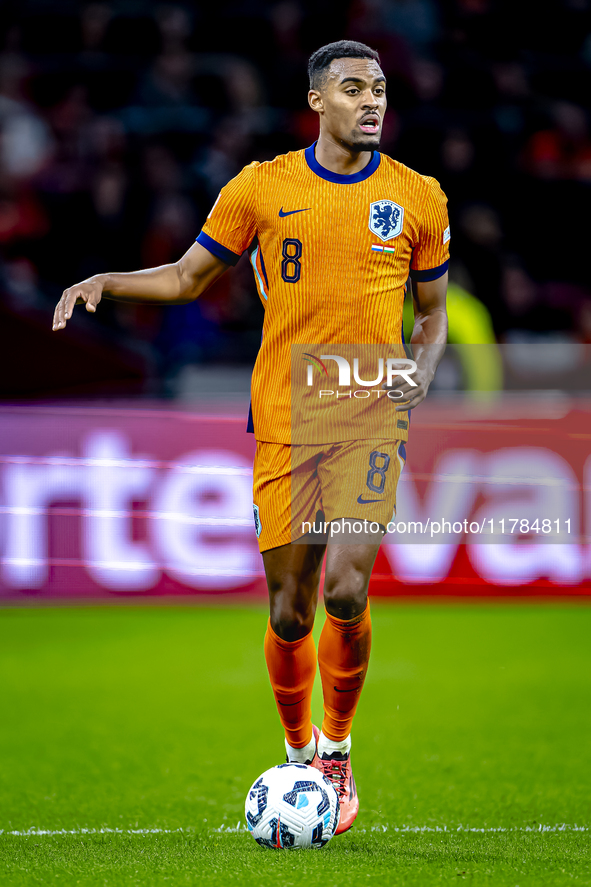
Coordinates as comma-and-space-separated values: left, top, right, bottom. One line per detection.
1, 0, 590, 400
0, 0, 590, 600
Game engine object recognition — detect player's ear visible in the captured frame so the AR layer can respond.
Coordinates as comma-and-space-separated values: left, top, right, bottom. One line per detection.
308, 89, 323, 114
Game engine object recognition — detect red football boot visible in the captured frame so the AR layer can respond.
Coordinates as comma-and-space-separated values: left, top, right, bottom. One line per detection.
312, 749, 358, 834
307, 724, 320, 764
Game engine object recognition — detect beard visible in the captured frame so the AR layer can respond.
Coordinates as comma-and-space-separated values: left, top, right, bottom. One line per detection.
342, 133, 382, 153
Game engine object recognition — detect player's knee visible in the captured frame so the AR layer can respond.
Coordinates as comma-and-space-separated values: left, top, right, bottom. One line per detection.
323, 568, 368, 619
269, 584, 316, 641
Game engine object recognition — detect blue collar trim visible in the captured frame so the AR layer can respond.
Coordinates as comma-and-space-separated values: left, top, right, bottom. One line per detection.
305, 142, 381, 184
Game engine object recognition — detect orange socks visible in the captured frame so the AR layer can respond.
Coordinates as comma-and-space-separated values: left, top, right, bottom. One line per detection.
264, 621, 316, 749
265, 604, 372, 748
318, 603, 372, 742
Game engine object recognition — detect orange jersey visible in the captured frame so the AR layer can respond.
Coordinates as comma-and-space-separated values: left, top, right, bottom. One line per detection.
197, 144, 450, 443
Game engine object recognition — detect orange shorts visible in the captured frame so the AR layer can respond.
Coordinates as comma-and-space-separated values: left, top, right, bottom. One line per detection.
252, 439, 406, 552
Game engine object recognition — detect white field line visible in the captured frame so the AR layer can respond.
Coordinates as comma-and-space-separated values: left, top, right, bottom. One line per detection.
363, 823, 589, 834
0, 823, 587, 837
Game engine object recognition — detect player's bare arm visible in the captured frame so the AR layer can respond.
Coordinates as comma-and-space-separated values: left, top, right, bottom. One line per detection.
52, 241, 229, 331
392, 272, 448, 411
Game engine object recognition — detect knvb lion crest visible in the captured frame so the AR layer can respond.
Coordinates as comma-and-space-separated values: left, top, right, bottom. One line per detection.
369, 200, 404, 242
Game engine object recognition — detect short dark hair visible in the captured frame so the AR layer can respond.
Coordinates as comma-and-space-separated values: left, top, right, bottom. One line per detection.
308, 40, 381, 90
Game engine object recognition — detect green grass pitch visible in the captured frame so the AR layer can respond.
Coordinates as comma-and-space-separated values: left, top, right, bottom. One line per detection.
0, 602, 589, 886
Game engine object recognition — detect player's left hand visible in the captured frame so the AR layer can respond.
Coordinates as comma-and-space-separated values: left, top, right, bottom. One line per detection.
383, 362, 434, 411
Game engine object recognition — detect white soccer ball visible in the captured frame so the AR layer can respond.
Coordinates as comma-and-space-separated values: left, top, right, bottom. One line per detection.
245, 762, 340, 849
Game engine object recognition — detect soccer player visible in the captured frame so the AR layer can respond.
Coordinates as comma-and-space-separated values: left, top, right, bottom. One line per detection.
52, 40, 449, 834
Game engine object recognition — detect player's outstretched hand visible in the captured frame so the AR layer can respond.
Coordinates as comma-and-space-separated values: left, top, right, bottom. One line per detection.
52, 279, 103, 331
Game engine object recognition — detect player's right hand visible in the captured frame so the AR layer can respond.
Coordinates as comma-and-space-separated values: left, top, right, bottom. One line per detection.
52, 280, 103, 331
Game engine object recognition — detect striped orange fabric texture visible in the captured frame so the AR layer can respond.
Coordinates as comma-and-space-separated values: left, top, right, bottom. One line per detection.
200, 148, 450, 443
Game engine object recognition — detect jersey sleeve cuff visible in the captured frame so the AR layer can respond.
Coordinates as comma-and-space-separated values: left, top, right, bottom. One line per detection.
409, 260, 449, 282
196, 231, 241, 266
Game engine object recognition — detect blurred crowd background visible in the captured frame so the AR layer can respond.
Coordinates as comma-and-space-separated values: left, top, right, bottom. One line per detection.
1, 0, 590, 398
